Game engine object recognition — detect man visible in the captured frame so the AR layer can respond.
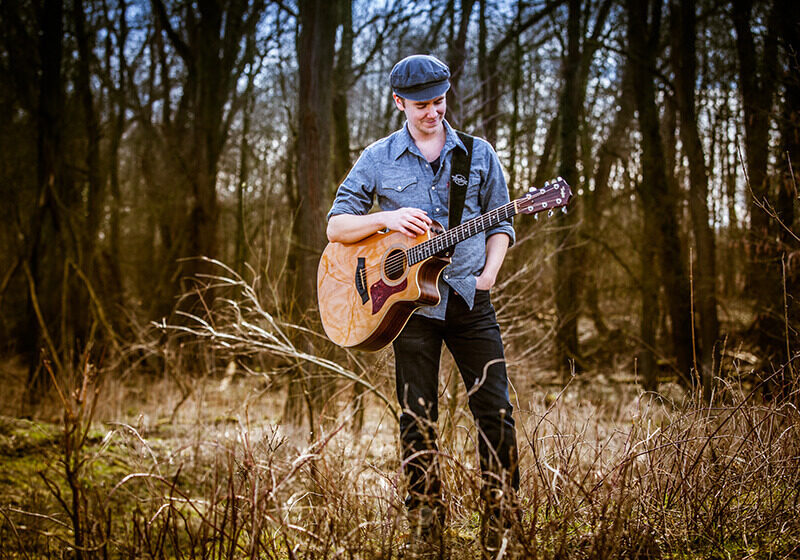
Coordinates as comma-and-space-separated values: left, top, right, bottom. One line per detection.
326, 54, 519, 554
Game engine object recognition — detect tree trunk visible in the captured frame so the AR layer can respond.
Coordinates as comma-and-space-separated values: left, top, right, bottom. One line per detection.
23, 0, 66, 403
507, 1, 523, 194
479, 0, 561, 146
584, 61, 635, 338
236, 86, 253, 276
477, 0, 502, 146
332, 0, 353, 184
776, 0, 800, 373
446, 0, 477, 129
555, 0, 583, 376
639, 190, 660, 392
627, 0, 693, 387
732, 0, 779, 315
74, 0, 104, 261
102, 0, 127, 314
670, 0, 719, 396
293, 0, 336, 315
283, 0, 338, 430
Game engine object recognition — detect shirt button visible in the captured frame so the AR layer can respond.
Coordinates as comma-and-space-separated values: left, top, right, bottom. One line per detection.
435, 207, 440, 212
431, 186, 435, 190
444, 274, 449, 279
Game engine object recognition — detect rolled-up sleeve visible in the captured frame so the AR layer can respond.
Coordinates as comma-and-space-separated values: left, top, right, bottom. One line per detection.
479, 141, 516, 247
327, 150, 377, 220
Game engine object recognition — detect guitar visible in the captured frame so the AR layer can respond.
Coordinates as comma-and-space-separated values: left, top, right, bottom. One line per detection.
317, 178, 572, 351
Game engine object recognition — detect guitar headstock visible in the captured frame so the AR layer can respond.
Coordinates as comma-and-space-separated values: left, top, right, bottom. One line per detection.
516, 177, 572, 215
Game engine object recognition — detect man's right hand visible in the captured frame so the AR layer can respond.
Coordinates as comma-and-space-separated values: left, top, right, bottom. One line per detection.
384, 207, 432, 238
327, 207, 432, 244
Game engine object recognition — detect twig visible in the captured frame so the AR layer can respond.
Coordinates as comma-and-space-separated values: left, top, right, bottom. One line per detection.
690, 246, 698, 382
22, 261, 64, 377
0, 256, 20, 313
782, 255, 793, 381
67, 259, 121, 352
0, 507, 34, 559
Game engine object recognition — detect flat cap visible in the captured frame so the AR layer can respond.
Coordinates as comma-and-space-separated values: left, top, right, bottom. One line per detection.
390, 54, 451, 102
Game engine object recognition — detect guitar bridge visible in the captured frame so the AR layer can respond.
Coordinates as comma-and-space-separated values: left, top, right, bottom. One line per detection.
354, 257, 369, 304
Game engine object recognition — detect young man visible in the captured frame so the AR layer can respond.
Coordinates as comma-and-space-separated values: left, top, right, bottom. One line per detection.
326, 54, 519, 552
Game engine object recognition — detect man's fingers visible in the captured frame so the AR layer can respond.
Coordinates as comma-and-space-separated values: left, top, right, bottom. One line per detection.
389, 208, 432, 237
413, 210, 432, 224
402, 220, 426, 236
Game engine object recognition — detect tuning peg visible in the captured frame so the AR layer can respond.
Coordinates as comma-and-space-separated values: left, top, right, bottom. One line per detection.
548, 209, 554, 217
534, 213, 539, 220
562, 207, 568, 214
544, 180, 550, 187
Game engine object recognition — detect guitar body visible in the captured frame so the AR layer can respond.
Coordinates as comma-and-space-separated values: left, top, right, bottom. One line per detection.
317, 223, 449, 351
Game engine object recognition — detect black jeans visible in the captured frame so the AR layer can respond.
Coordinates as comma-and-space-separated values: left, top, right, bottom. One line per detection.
392, 288, 519, 511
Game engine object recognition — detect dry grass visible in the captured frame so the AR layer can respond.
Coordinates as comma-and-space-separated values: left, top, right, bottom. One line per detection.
1, 359, 799, 558
1, 264, 798, 559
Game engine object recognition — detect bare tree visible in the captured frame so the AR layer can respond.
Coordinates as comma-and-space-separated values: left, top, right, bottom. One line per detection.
732, 0, 780, 314
627, 0, 693, 389
332, 0, 354, 185
447, 0, 478, 128
283, 0, 339, 429
670, 0, 719, 396
150, 0, 265, 309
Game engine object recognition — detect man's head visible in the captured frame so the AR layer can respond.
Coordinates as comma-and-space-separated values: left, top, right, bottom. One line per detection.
391, 55, 450, 139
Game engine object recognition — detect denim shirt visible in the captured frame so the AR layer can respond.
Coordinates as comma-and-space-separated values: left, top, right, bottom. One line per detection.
327, 120, 515, 320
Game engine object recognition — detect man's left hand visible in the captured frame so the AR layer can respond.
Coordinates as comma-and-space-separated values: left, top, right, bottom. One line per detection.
475, 273, 496, 291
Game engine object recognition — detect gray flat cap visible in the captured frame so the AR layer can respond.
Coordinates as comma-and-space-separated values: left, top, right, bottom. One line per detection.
390, 54, 451, 101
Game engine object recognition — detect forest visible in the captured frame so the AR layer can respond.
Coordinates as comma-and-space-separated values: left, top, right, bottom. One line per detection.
0, 0, 799, 558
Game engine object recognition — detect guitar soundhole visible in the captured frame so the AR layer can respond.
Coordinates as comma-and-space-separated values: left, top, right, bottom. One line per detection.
384, 249, 407, 281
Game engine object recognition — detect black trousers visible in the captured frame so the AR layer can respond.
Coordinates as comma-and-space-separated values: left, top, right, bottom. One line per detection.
392, 288, 519, 510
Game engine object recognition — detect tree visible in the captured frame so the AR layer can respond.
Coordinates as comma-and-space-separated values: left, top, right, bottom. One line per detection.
775, 0, 800, 373
732, 0, 780, 319
627, 0, 693, 389
446, 0, 478, 128
150, 0, 264, 314
552, 0, 612, 375
670, 0, 719, 395
22, 0, 72, 401
555, 0, 584, 375
332, 0, 354, 185
283, 0, 339, 430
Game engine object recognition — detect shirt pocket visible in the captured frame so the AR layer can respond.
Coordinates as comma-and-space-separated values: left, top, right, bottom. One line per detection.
381, 176, 417, 193
378, 176, 418, 209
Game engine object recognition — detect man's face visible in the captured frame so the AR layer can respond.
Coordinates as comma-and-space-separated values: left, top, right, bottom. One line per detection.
394, 94, 446, 138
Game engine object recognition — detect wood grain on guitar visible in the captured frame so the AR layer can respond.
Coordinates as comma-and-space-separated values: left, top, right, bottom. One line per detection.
318, 178, 572, 350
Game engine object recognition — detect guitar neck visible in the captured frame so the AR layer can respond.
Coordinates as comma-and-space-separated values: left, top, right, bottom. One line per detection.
407, 200, 519, 265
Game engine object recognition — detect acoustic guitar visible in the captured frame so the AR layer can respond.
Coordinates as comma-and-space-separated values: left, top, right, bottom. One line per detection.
317, 178, 572, 351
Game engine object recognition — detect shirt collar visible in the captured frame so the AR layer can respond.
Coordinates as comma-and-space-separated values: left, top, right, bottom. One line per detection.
391, 120, 466, 161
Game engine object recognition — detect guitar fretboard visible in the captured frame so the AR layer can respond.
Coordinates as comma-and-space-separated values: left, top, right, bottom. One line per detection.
407, 200, 518, 265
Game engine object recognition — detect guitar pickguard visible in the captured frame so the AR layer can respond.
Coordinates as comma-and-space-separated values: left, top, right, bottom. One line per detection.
370, 278, 407, 314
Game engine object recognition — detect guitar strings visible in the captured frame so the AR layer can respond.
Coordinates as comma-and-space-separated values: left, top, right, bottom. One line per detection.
357, 201, 521, 283
353, 185, 561, 292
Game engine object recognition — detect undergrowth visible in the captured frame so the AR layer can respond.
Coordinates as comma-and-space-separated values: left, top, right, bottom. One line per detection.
1, 358, 798, 559
1, 264, 798, 558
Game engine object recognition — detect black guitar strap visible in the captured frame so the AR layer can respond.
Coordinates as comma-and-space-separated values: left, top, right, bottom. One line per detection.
448, 131, 474, 229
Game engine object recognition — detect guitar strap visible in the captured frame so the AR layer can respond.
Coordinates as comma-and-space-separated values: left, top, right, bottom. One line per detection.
448, 131, 474, 229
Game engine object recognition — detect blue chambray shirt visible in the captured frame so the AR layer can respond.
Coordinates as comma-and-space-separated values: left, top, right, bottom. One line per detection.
327, 120, 515, 320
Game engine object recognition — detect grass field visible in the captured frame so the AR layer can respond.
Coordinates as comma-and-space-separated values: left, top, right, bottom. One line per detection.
1, 339, 798, 559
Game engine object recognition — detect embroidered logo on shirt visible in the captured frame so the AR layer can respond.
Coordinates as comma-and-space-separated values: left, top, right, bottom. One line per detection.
452, 173, 468, 187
